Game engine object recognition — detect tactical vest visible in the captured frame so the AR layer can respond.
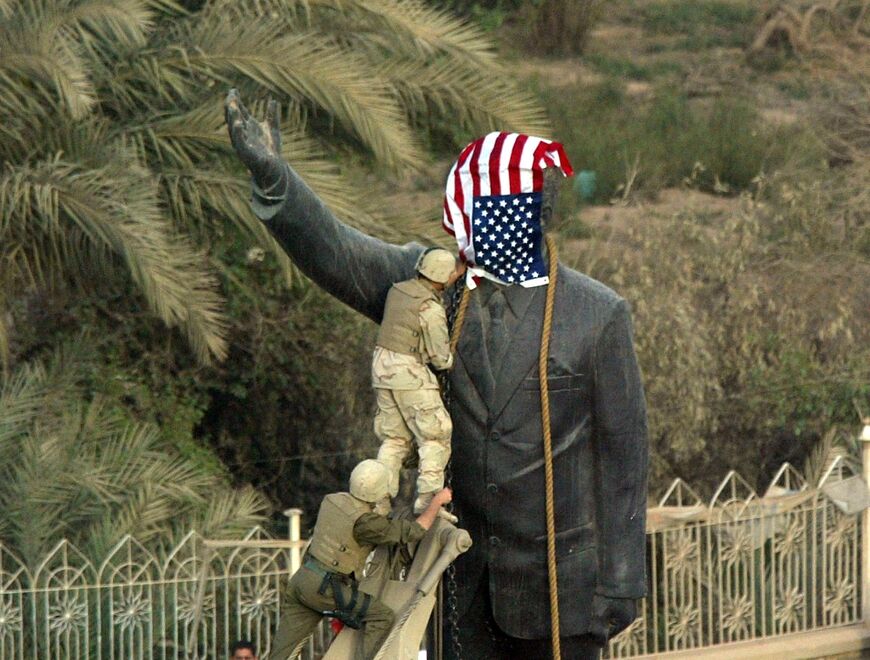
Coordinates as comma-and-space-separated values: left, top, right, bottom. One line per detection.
307, 493, 374, 576
376, 279, 440, 357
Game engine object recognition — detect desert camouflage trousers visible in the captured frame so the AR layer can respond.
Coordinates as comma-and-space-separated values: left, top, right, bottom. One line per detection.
373, 388, 452, 500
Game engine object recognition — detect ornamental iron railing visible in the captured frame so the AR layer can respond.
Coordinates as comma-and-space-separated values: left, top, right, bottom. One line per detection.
605, 459, 865, 657
0, 460, 866, 659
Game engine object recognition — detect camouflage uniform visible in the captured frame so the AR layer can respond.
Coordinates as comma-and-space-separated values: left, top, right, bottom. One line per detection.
373, 278, 453, 504
271, 492, 426, 660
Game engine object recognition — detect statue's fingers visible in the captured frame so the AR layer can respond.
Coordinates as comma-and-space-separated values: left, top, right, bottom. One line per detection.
267, 98, 282, 152
228, 90, 253, 124
227, 120, 250, 155
224, 90, 240, 125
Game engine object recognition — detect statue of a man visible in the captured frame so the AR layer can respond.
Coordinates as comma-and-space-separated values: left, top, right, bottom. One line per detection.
225, 91, 648, 660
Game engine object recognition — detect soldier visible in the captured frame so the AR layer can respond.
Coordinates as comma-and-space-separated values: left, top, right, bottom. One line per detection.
271, 459, 452, 660
373, 247, 464, 522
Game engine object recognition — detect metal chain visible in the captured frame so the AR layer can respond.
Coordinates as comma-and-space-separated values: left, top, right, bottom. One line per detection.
439, 281, 465, 660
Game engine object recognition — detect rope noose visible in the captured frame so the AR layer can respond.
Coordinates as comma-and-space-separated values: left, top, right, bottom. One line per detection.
449, 284, 471, 356
540, 234, 561, 660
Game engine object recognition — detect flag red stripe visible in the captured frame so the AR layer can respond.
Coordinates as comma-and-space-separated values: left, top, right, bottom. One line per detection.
452, 140, 477, 244
488, 132, 508, 196
552, 142, 574, 176
531, 141, 549, 190
508, 134, 528, 193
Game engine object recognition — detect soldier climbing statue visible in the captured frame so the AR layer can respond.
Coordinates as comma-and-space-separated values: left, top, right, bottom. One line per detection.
372, 247, 465, 523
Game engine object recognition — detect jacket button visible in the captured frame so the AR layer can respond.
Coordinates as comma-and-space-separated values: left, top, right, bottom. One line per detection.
489, 536, 500, 547
489, 431, 500, 441
486, 483, 498, 494
331, 560, 339, 567
339, 545, 347, 552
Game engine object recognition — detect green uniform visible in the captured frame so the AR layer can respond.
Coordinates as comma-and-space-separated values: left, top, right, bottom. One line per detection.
372, 278, 453, 501
271, 493, 426, 659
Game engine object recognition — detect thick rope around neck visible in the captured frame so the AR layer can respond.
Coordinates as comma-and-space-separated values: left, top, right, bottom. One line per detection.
444, 238, 561, 660
540, 233, 561, 659
449, 284, 471, 357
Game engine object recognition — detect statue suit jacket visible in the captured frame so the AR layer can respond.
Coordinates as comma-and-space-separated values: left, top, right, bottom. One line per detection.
259, 166, 649, 638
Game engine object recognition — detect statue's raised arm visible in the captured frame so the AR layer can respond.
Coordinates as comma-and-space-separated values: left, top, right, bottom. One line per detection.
225, 89, 421, 322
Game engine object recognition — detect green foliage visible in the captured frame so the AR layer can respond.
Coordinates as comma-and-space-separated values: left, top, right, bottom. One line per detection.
0, 0, 548, 370
0, 348, 268, 567
1, 0, 553, 530
515, 0, 607, 55
639, 0, 758, 50
569, 170, 870, 492
586, 54, 684, 81
541, 79, 825, 203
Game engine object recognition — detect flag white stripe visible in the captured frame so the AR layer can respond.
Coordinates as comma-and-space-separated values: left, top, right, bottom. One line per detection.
498, 132, 518, 194
518, 136, 541, 192
475, 132, 499, 198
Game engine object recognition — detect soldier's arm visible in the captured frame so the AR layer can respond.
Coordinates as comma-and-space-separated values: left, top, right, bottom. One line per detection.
353, 514, 426, 546
352, 489, 452, 545
591, 299, 649, 600
419, 300, 454, 371
225, 89, 421, 323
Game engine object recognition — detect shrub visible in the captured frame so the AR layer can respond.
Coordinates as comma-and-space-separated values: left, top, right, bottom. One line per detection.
568, 173, 870, 492
519, 0, 607, 55
0, 349, 269, 567
640, 0, 759, 50
540, 79, 825, 202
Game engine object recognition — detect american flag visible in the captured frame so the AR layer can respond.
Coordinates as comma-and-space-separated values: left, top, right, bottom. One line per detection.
442, 132, 573, 287
471, 192, 545, 285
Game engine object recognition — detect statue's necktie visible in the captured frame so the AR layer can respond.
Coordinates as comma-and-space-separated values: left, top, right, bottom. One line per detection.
487, 288, 509, 370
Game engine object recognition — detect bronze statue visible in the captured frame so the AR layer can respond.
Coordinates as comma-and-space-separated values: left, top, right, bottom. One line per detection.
226, 90, 648, 660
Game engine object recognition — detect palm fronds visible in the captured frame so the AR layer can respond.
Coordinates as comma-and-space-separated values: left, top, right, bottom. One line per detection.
1, 155, 228, 362
0, 351, 270, 567
2, 0, 547, 363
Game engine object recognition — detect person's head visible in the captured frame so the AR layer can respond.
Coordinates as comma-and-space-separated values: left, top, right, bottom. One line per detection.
230, 640, 257, 660
415, 248, 463, 290
349, 459, 391, 503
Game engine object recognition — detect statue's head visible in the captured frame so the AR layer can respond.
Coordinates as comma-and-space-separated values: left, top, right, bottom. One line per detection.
540, 167, 563, 232
442, 132, 573, 286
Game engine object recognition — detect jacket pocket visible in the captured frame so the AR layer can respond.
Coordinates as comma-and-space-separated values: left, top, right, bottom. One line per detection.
535, 522, 595, 559
522, 374, 584, 392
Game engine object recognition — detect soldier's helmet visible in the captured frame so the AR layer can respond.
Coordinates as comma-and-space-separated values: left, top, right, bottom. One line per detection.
349, 459, 391, 503
415, 248, 456, 284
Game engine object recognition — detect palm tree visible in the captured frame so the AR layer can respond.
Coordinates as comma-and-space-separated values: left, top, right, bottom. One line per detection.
0, 0, 548, 368
0, 347, 269, 567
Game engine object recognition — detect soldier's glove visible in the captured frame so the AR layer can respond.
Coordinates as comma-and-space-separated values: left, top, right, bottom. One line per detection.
225, 89, 289, 217
589, 594, 637, 646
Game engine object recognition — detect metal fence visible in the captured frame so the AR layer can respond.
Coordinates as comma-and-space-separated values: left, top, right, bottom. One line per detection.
605, 460, 864, 657
0, 526, 319, 660
0, 461, 865, 659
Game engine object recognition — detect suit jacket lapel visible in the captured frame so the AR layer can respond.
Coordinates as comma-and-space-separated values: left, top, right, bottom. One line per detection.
455, 290, 493, 407
490, 284, 546, 420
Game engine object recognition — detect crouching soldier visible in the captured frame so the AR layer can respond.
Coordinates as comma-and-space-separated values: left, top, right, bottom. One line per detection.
373, 247, 464, 522
271, 459, 452, 660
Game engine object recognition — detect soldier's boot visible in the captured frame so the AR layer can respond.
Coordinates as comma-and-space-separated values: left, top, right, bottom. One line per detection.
413, 491, 458, 524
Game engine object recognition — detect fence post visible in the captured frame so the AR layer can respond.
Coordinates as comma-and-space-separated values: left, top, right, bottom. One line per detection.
284, 508, 304, 573
861, 422, 870, 624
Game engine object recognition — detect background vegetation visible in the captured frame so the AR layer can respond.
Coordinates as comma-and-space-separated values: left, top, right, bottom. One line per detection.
1, 0, 868, 541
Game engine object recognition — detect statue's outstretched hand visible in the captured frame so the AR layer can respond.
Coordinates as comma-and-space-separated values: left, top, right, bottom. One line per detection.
225, 88, 286, 192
